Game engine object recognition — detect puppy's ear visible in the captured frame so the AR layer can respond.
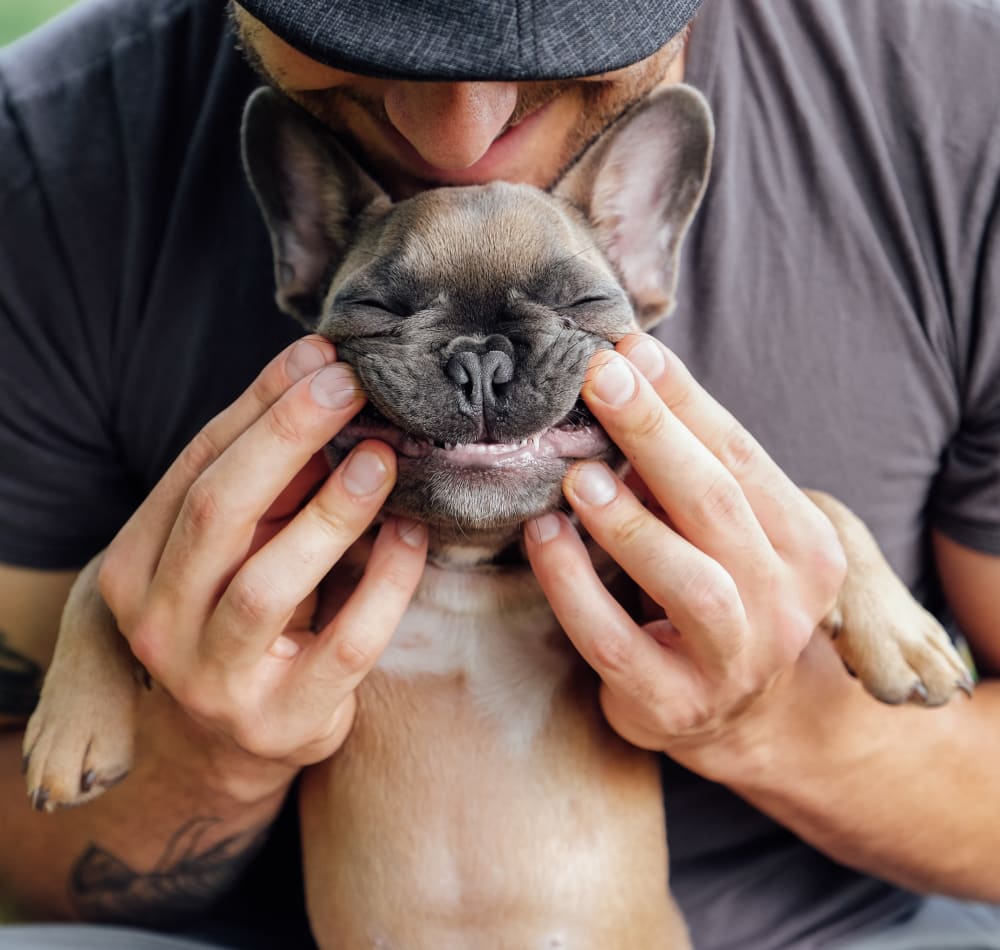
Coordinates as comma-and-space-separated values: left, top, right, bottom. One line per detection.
554, 84, 713, 329
242, 87, 390, 327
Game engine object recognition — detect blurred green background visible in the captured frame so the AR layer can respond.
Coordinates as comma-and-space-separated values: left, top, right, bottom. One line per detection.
1, 0, 80, 46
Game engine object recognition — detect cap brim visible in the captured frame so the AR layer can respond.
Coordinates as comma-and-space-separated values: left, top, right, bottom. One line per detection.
238, 0, 705, 81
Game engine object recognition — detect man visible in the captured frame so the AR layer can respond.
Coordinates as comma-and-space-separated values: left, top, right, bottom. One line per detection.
0, 0, 998, 946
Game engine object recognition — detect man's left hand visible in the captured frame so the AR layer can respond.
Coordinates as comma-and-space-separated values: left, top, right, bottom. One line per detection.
524, 333, 847, 758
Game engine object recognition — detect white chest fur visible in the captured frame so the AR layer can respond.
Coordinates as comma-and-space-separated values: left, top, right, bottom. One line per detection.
376, 560, 577, 752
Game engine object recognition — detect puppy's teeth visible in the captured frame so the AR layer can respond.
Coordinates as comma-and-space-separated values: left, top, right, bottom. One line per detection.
531, 436, 541, 451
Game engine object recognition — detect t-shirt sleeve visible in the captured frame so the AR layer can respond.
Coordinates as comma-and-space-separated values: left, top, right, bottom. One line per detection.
930, 178, 1000, 555
0, 76, 139, 570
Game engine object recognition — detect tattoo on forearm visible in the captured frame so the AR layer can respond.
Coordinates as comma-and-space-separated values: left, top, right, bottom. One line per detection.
70, 816, 267, 926
0, 631, 42, 717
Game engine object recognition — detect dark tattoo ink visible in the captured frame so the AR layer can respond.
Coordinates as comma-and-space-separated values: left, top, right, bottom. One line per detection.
70, 816, 266, 926
0, 631, 42, 717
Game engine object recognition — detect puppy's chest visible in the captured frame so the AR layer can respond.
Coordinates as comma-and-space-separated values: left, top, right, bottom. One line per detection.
375, 565, 578, 750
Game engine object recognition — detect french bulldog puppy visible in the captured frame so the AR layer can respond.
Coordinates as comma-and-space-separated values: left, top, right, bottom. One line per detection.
24, 85, 973, 948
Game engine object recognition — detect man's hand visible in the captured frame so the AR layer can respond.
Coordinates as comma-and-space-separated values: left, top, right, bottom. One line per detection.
525, 333, 846, 758
97, 336, 427, 801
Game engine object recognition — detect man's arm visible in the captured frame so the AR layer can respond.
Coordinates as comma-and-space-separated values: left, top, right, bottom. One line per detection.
672, 533, 1000, 899
0, 564, 285, 921
0, 338, 428, 923
678, 579, 1000, 900
527, 334, 1000, 901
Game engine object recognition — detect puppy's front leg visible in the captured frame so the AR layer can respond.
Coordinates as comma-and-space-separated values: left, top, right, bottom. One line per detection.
807, 490, 973, 706
23, 552, 140, 810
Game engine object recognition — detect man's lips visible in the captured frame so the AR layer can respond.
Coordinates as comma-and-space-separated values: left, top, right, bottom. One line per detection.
331, 412, 611, 469
378, 101, 555, 186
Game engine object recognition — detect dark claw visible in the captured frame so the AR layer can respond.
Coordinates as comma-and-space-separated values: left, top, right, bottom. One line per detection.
908, 682, 929, 704
30, 787, 49, 812
81, 769, 96, 793
21, 753, 30, 775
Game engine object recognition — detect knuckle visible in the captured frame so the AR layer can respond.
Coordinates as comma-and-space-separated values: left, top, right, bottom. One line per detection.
589, 624, 635, 677
309, 498, 355, 541
771, 603, 817, 664
97, 549, 127, 616
247, 369, 281, 415
334, 635, 375, 676
127, 614, 168, 677
264, 398, 307, 448
628, 401, 671, 446
369, 557, 419, 602
608, 508, 654, 552
811, 523, 849, 601
695, 472, 747, 529
715, 418, 759, 479
178, 427, 225, 483
182, 478, 225, 535
680, 561, 742, 628
227, 570, 283, 628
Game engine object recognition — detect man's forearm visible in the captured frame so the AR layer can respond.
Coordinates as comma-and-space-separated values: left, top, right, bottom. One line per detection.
689, 635, 999, 900
0, 727, 288, 923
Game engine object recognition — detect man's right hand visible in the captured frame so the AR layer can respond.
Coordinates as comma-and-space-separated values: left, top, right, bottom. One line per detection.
97, 335, 428, 802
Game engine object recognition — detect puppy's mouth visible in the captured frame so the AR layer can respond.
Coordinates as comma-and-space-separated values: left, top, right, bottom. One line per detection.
331, 403, 611, 467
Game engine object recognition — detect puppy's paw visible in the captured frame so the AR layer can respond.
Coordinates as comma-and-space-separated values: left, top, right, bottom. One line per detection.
23, 673, 137, 811
825, 597, 974, 707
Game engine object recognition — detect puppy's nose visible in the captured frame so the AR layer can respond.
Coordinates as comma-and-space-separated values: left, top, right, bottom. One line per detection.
446, 348, 515, 417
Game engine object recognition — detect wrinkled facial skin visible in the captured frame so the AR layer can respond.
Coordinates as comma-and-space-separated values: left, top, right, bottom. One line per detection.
317, 184, 637, 542
229, 3, 687, 197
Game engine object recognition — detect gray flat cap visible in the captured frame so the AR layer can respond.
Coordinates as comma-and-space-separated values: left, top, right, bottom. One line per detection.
237, 0, 705, 80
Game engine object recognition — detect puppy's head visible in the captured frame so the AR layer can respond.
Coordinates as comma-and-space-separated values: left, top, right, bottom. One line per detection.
242, 86, 712, 548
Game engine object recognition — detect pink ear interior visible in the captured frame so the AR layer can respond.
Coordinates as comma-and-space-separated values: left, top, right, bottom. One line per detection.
278, 132, 339, 299
584, 87, 714, 327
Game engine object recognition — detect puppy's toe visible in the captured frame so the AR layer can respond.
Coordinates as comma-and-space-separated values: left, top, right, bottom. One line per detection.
835, 603, 973, 708
23, 695, 134, 811
897, 618, 974, 707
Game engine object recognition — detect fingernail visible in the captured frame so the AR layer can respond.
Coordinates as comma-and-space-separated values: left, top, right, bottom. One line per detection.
286, 340, 329, 383
395, 517, 428, 549
573, 462, 618, 507
591, 354, 637, 406
312, 364, 360, 410
528, 513, 562, 545
626, 337, 666, 382
342, 448, 389, 496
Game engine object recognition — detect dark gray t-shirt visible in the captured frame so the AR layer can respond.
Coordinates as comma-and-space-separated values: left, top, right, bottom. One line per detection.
1, 0, 998, 947
660, 1, 1000, 946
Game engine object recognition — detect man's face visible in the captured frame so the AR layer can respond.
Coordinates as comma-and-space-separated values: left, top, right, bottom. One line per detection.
231, 3, 687, 198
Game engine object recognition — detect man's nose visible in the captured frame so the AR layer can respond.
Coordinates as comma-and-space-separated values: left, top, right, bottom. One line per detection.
384, 82, 518, 169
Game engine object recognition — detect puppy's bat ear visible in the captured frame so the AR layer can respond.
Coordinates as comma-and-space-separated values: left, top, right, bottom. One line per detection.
241, 87, 390, 327
554, 84, 714, 329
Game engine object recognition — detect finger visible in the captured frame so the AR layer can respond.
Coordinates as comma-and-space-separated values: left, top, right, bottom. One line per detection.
202, 441, 400, 667
562, 460, 747, 666
303, 515, 428, 692
102, 336, 336, 625
581, 349, 777, 586
248, 451, 334, 556
142, 362, 366, 647
616, 334, 828, 554
524, 512, 691, 704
